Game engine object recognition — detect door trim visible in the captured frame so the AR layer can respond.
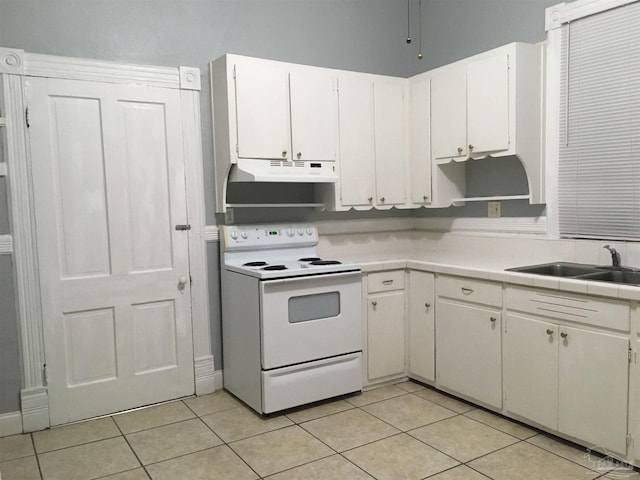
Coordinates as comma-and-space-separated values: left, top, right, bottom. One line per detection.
1, 47, 213, 431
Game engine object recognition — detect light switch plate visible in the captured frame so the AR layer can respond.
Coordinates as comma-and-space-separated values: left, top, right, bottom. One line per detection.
488, 201, 501, 218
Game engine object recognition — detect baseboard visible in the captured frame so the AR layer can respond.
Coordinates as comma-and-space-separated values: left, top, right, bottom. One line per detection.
0, 411, 23, 437
194, 355, 216, 395
20, 386, 49, 432
213, 370, 223, 391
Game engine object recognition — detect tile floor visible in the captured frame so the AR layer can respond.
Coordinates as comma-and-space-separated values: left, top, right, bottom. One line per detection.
0, 381, 637, 480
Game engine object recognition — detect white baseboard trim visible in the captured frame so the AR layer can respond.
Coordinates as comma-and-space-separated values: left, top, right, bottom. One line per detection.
413, 216, 548, 236
194, 355, 216, 395
0, 411, 23, 437
20, 387, 49, 432
213, 370, 224, 391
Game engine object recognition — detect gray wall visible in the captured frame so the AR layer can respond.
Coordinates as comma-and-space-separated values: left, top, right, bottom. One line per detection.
0, 0, 556, 413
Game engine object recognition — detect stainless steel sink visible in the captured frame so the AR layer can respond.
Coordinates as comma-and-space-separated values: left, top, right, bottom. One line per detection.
506, 262, 601, 277
506, 262, 640, 286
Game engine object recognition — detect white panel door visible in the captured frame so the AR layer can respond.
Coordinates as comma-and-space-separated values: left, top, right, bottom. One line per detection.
373, 80, 406, 207
431, 64, 467, 159
367, 291, 405, 381
234, 60, 290, 160
408, 76, 431, 206
28, 77, 194, 425
338, 75, 375, 207
408, 270, 435, 382
289, 70, 337, 162
467, 53, 510, 155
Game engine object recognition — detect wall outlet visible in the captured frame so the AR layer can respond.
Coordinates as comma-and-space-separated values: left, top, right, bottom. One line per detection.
488, 201, 501, 218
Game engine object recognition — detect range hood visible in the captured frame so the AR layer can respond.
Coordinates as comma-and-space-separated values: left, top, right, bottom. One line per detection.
228, 158, 338, 183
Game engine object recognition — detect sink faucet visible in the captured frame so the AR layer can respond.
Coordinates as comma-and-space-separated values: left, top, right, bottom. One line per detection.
604, 245, 621, 267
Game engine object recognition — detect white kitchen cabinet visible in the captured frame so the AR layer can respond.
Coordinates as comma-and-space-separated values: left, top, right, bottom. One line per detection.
504, 286, 630, 455
365, 270, 406, 384
429, 42, 544, 206
327, 73, 408, 211
407, 74, 431, 206
407, 270, 434, 383
436, 275, 502, 409
234, 59, 337, 162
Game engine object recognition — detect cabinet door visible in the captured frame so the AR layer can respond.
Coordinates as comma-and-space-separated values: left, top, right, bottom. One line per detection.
290, 70, 337, 162
367, 291, 405, 381
338, 75, 375, 207
467, 53, 509, 155
234, 61, 290, 160
558, 326, 629, 454
431, 64, 466, 159
408, 76, 431, 205
503, 313, 558, 430
374, 80, 406, 207
408, 271, 434, 382
436, 300, 502, 408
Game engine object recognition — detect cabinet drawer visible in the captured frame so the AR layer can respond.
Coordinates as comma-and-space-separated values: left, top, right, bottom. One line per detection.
506, 286, 629, 332
367, 270, 405, 293
437, 275, 502, 307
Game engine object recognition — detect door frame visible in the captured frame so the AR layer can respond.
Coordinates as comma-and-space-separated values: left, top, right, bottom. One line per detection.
0, 47, 213, 432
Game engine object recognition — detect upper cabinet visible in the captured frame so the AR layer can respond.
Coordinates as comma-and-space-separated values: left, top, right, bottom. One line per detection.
320, 73, 408, 211
429, 42, 545, 206
408, 74, 431, 206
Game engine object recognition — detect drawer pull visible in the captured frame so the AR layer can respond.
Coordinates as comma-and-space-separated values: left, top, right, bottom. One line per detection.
461, 287, 474, 295
372, 301, 377, 307
490, 316, 497, 323
382, 280, 394, 285
425, 302, 431, 308
560, 331, 568, 339
546, 329, 554, 335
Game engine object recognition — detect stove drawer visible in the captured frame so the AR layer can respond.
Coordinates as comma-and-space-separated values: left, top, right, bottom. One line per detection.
262, 352, 362, 413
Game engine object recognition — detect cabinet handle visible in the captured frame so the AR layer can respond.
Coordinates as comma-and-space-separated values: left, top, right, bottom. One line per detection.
380, 197, 385, 203
490, 316, 497, 323
425, 302, 431, 308
560, 331, 568, 339
281, 150, 287, 158
297, 152, 302, 159
457, 147, 463, 154
368, 196, 373, 202
372, 301, 378, 307
382, 280, 394, 285
461, 287, 474, 295
468, 144, 474, 151
546, 329, 554, 335
423, 195, 429, 201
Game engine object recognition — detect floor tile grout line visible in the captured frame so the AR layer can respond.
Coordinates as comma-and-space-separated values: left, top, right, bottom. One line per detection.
32, 431, 125, 456
29, 432, 45, 480
112, 413, 148, 476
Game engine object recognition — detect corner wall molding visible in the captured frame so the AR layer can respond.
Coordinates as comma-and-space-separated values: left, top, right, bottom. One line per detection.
179, 66, 201, 91
20, 387, 49, 432
0, 234, 13, 254
545, 0, 637, 30
0, 48, 25, 74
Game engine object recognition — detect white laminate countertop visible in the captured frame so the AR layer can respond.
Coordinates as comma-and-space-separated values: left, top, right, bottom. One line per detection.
360, 260, 640, 302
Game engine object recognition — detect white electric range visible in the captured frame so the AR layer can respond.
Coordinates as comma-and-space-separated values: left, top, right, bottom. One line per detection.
220, 223, 363, 414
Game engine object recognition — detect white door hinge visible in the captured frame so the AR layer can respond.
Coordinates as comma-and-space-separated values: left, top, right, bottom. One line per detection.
43, 364, 48, 385
25, 107, 30, 128
627, 433, 633, 449
629, 348, 633, 363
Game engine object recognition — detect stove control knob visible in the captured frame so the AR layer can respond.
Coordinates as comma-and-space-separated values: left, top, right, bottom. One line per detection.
230, 230, 238, 240
240, 230, 248, 240
306, 227, 313, 235
297, 228, 304, 236
286, 228, 295, 237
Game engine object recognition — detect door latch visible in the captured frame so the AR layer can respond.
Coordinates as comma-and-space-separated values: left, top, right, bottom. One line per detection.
175, 224, 191, 231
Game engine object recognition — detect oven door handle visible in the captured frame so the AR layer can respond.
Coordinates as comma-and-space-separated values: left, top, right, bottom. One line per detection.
261, 270, 361, 285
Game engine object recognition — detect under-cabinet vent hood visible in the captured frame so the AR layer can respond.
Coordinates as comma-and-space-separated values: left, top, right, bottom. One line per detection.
228, 158, 338, 183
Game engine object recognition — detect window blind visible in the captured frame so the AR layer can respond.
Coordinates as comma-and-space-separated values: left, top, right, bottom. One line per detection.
558, 2, 640, 240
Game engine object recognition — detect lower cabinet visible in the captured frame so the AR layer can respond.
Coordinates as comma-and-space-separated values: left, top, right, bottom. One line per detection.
365, 270, 406, 384
407, 270, 435, 383
435, 275, 503, 409
504, 286, 630, 455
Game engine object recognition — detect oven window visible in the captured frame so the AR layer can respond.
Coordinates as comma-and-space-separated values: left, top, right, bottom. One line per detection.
288, 292, 340, 323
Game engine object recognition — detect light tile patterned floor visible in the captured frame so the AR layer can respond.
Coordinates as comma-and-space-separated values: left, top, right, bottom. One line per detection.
0, 381, 637, 480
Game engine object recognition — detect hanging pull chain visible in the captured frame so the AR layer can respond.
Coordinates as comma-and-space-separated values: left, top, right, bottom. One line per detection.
406, 0, 412, 44
418, 0, 424, 60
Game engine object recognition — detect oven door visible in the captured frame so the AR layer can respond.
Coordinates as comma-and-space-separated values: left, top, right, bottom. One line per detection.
260, 271, 362, 370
